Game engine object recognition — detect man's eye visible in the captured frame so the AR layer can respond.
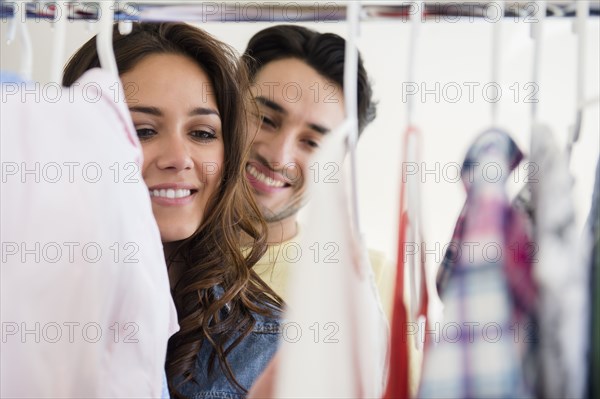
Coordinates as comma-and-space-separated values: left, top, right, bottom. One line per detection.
136, 128, 156, 140
191, 130, 217, 141
303, 139, 319, 149
261, 115, 276, 128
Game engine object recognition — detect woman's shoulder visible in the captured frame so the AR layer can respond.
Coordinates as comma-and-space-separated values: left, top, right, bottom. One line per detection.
176, 307, 281, 398
252, 308, 283, 334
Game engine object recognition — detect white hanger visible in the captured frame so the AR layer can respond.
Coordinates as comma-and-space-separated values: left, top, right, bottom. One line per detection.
6, 4, 18, 43
116, 1, 133, 35
51, 1, 68, 83
406, 1, 424, 127
530, 0, 546, 128
119, 20, 133, 35
405, 0, 425, 344
344, 1, 363, 238
490, 1, 505, 128
567, 0, 590, 158
526, 0, 548, 195
97, 1, 119, 76
7, 1, 33, 80
575, 0, 587, 114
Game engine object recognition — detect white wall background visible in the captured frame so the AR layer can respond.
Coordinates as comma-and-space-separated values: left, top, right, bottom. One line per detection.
2, 9, 599, 311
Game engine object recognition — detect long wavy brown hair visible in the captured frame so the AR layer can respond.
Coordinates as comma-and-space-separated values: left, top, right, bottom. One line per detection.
63, 23, 283, 396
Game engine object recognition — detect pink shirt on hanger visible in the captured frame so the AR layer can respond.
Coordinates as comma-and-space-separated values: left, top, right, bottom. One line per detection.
1, 68, 178, 398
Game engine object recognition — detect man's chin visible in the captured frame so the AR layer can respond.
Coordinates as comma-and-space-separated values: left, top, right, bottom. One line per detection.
261, 205, 301, 224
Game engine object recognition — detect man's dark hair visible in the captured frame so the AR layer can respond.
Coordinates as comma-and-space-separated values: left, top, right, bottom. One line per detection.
242, 25, 376, 135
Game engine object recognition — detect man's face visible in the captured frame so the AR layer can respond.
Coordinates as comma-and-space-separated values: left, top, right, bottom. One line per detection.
246, 58, 346, 223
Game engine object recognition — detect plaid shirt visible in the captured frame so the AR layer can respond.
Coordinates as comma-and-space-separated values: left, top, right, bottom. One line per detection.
419, 129, 534, 398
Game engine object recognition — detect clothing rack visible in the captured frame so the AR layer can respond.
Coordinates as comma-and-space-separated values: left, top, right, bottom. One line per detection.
1, 1, 599, 22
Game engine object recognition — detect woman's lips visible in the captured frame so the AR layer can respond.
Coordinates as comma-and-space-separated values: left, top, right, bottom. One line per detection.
148, 184, 198, 206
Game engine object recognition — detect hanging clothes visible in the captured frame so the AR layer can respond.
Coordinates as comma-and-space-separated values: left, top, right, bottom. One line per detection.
385, 126, 428, 399
524, 123, 590, 399
272, 121, 388, 398
587, 159, 600, 399
0, 70, 25, 83
0, 68, 178, 398
384, 206, 411, 399
420, 129, 534, 399
252, 230, 396, 321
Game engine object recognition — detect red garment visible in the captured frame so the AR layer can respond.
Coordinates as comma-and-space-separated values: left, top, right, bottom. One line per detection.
385, 126, 428, 399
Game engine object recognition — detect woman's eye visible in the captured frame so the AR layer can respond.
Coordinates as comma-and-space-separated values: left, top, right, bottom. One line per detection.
191, 130, 217, 141
136, 128, 156, 140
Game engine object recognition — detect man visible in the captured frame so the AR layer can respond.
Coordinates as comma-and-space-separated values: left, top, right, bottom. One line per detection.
242, 25, 426, 397
241, 25, 394, 317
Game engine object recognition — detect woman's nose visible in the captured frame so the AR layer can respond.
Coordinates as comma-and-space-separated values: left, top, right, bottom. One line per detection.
156, 133, 194, 171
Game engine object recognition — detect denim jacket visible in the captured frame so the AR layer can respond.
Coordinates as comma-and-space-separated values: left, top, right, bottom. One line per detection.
170, 288, 282, 399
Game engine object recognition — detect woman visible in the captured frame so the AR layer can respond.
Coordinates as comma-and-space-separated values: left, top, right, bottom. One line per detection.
63, 23, 283, 398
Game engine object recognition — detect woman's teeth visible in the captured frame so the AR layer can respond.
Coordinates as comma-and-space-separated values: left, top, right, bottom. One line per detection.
150, 189, 192, 199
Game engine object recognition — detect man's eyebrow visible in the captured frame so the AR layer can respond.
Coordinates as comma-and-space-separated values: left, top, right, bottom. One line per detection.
129, 106, 162, 116
255, 96, 286, 115
308, 123, 330, 135
255, 96, 331, 135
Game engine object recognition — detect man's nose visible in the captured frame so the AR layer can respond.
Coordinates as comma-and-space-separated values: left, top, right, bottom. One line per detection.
258, 129, 297, 171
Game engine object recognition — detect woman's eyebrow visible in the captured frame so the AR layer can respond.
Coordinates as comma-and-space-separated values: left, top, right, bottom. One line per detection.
129, 106, 162, 116
128, 106, 220, 118
189, 107, 220, 117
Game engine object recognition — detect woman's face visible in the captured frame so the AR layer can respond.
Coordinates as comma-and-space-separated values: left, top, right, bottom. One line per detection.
121, 53, 224, 242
